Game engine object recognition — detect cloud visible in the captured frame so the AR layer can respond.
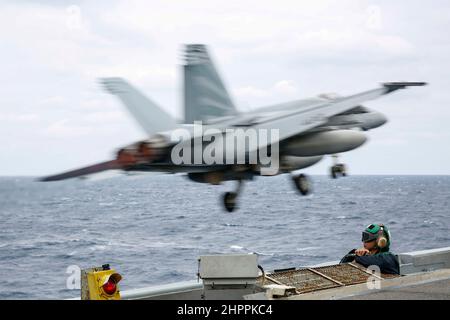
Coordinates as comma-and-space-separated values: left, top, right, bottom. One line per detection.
37, 96, 67, 108
0, 113, 40, 123
85, 64, 176, 89
94, 0, 415, 64
234, 80, 300, 104
83, 111, 124, 123
43, 119, 93, 137
296, 29, 414, 56
371, 138, 408, 147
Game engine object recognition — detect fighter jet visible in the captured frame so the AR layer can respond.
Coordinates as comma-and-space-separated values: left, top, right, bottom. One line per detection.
41, 44, 427, 212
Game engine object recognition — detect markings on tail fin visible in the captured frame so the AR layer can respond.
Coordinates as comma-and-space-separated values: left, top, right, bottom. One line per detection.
183, 44, 238, 123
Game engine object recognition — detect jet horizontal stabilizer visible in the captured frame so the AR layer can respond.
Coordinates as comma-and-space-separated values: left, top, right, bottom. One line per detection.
40, 160, 121, 182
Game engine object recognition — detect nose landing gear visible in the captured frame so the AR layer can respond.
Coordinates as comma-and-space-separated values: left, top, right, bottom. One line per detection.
331, 164, 347, 179
223, 180, 243, 212
330, 155, 347, 179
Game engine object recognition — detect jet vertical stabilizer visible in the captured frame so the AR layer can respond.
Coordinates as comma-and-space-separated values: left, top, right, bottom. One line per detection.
183, 44, 238, 123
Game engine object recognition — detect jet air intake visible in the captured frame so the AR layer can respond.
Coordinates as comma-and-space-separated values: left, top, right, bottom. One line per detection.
284, 130, 367, 157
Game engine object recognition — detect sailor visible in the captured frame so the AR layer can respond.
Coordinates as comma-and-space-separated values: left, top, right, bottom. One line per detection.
340, 223, 400, 275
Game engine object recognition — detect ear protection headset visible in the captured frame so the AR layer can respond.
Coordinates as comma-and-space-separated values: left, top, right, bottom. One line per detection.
376, 224, 388, 249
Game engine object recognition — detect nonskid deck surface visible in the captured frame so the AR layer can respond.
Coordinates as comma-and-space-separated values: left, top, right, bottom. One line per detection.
344, 278, 450, 300
289, 268, 450, 300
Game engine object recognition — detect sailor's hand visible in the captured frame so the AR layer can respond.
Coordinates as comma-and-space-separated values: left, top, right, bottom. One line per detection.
355, 248, 369, 256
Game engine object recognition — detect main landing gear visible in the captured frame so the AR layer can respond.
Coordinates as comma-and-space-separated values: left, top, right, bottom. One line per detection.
222, 173, 312, 212
292, 174, 311, 196
223, 180, 243, 213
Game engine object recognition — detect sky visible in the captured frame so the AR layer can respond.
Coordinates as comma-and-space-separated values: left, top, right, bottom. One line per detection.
0, 0, 449, 176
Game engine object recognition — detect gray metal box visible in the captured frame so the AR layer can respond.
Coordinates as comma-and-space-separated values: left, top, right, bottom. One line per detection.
199, 254, 258, 283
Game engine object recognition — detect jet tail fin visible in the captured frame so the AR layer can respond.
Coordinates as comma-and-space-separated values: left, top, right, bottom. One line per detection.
183, 44, 238, 123
100, 78, 177, 135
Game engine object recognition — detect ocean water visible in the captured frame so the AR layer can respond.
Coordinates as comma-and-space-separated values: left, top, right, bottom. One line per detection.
0, 174, 449, 299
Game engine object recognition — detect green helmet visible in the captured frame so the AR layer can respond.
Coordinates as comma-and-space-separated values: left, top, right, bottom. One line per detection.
361, 224, 391, 252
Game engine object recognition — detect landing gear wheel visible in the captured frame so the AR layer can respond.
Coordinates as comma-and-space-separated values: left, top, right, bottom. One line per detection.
293, 174, 311, 196
223, 192, 238, 212
331, 164, 347, 179
330, 167, 337, 179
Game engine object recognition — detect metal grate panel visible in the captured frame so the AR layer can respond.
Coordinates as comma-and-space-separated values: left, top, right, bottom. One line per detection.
313, 264, 370, 285
258, 269, 340, 294
258, 263, 400, 295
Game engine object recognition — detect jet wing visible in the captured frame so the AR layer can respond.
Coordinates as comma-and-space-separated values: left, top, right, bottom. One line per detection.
205, 82, 426, 153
